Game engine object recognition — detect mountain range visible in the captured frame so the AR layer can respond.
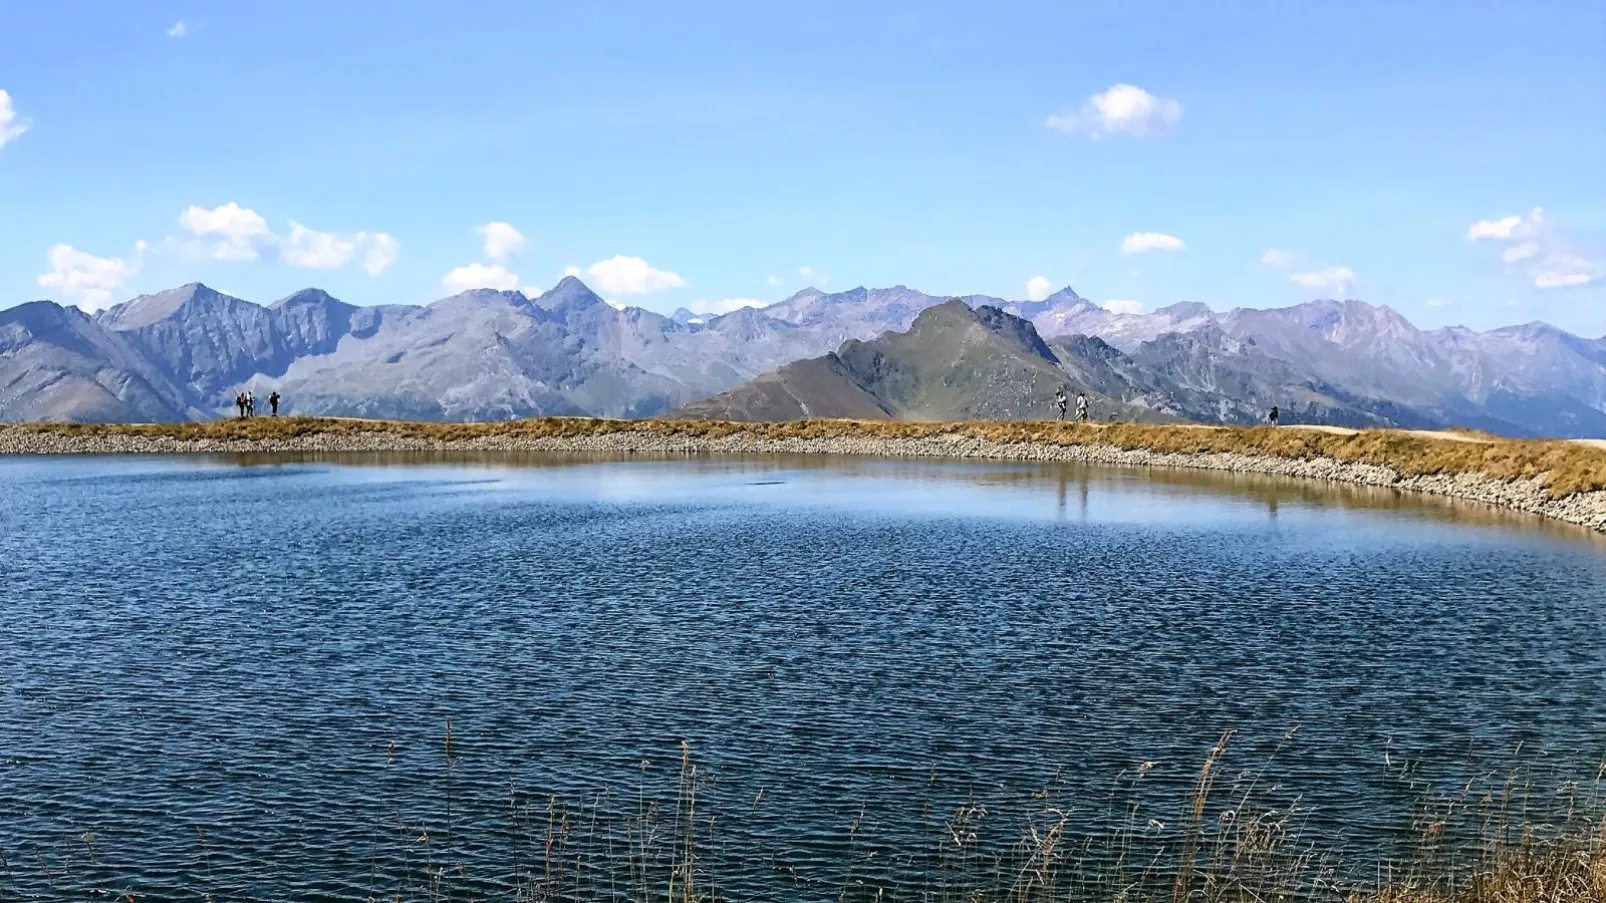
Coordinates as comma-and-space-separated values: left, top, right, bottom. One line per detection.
3, 276, 1605, 437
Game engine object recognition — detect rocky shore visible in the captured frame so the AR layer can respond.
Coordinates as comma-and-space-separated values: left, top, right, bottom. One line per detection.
6, 421, 1606, 534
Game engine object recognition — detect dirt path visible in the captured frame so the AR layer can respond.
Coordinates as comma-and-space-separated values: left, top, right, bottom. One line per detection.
1176, 422, 1496, 444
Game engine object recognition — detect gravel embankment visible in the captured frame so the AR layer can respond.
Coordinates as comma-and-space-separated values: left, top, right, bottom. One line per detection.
5, 426, 1606, 533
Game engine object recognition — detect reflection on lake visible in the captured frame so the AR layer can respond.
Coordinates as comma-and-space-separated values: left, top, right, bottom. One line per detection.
1, 453, 1603, 900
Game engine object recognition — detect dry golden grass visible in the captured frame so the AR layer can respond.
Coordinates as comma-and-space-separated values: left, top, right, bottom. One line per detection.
14, 415, 1606, 499
1357, 831, 1606, 903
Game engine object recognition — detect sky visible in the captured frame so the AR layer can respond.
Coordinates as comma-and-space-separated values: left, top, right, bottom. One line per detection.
2, 1, 1604, 333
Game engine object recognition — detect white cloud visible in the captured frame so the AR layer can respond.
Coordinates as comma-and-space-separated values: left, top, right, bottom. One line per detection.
1102, 299, 1145, 315
684, 297, 765, 316
1258, 249, 1303, 269
442, 263, 519, 293
178, 202, 396, 275
477, 222, 526, 261
279, 221, 357, 269
1467, 212, 1535, 242
604, 298, 628, 310
1501, 242, 1539, 264
1289, 266, 1357, 296
1120, 232, 1186, 255
582, 255, 685, 295
0, 90, 30, 149
359, 232, 399, 276
180, 202, 275, 260
1467, 207, 1604, 289
1026, 276, 1053, 302
766, 274, 782, 287
1533, 255, 1602, 288
36, 243, 144, 311
1045, 83, 1181, 139
167, 21, 187, 38
562, 265, 582, 278
1425, 298, 1450, 309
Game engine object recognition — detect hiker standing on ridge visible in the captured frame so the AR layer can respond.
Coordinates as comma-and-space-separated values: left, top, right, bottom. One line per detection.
1054, 387, 1068, 421
268, 391, 281, 416
245, 391, 255, 418
235, 392, 246, 419
1268, 405, 1280, 426
1076, 391, 1089, 422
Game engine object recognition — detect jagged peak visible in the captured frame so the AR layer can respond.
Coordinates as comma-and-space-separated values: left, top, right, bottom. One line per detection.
781, 287, 827, 303
270, 287, 347, 310
533, 275, 606, 311
1041, 286, 1085, 305
431, 287, 532, 311
1, 299, 85, 330
1156, 300, 1214, 320
912, 297, 975, 321
100, 282, 252, 330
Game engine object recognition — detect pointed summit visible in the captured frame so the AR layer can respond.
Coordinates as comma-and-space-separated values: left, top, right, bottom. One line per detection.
1156, 301, 1213, 321
270, 288, 345, 310
99, 283, 249, 331
537, 275, 604, 309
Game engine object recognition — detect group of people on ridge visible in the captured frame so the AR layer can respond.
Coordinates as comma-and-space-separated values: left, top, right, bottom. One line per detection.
1053, 386, 1090, 421
234, 390, 281, 418
1053, 385, 1281, 426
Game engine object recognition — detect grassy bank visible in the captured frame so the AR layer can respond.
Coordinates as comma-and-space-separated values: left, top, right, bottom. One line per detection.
11, 416, 1606, 499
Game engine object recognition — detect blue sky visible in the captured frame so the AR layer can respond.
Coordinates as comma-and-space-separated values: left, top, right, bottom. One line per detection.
2, 1, 1603, 333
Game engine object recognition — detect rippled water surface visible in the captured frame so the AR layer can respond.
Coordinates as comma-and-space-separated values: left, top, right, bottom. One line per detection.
2, 453, 1605, 900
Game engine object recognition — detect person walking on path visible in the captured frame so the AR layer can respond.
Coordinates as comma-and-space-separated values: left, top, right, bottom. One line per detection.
1267, 405, 1280, 426
1054, 387, 1068, 421
1075, 391, 1089, 422
245, 391, 255, 418
268, 391, 281, 416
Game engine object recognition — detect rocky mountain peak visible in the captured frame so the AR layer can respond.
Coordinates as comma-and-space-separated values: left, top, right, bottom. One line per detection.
536, 275, 606, 311
99, 283, 247, 331
270, 288, 346, 310
2, 300, 81, 336
1041, 286, 1085, 305
1156, 301, 1213, 320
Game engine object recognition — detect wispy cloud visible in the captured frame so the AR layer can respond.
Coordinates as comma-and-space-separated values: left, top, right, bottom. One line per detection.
575, 256, 686, 295
1467, 207, 1604, 289
799, 265, 830, 287
36, 242, 149, 311
442, 262, 518, 293
477, 222, 526, 261
0, 90, 31, 149
178, 202, 397, 274
684, 297, 765, 316
1257, 249, 1303, 269
167, 21, 188, 38
1046, 84, 1181, 139
1289, 266, 1356, 296
1120, 232, 1185, 255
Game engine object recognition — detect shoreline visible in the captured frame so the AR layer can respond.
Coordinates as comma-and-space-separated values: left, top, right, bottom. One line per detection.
5, 417, 1606, 533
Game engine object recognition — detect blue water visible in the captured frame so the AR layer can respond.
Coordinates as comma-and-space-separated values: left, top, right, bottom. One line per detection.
1, 453, 1604, 901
